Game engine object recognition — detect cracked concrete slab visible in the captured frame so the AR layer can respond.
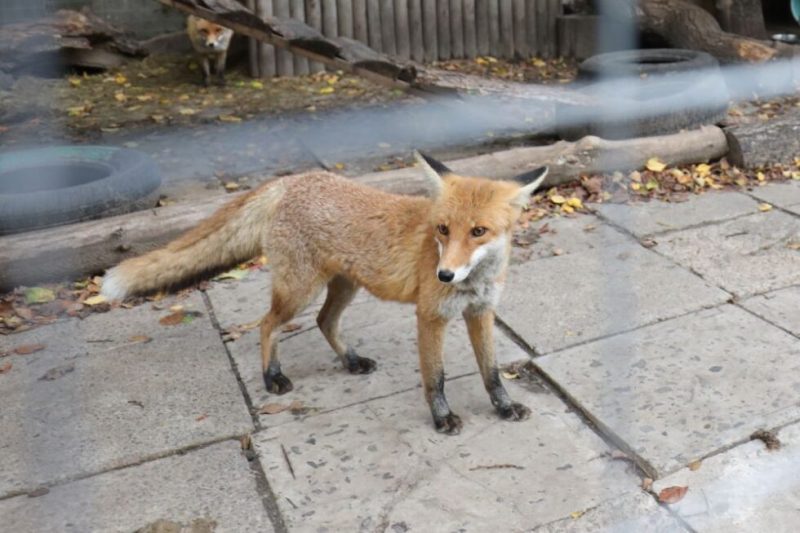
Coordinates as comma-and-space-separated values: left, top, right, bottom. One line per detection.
533, 491, 687, 532
499, 242, 729, 354
655, 210, 800, 297
595, 191, 759, 238
510, 215, 632, 265
0, 293, 252, 496
652, 422, 800, 533
739, 286, 800, 337
0, 440, 275, 532
747, 180, 800, 213
217, 292, 529, 427
256, 375, 640, 531
537, 305, 800, 477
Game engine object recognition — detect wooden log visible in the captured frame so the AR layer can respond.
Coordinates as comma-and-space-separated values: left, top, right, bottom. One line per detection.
525, 0, 537, 57
337, 0, 353, 37
380, 0, 397, 56
0, 126, 728, 290
545, 0, 559, 58
367, 0, 382, 51
256, 0, 276, 77
291, 0, 310, 74
557, 14, 598, 60
437, 0, 451, 59
500, 0, 514, 59
408, 0, 424, 61
462, 0, 477, 59
450, 0, 464, 59
536, 0, 547, 59
488, 0, 500, 57
353, 0, 369, 43
512, 0, 527, 59
606, 0, 777, 63
395, 0, 411, 59
422, 0, 437, 62
305, 0, 325, 72
273, 0, 294, 76
475, 0, 489, 56
725, 109, 800, 168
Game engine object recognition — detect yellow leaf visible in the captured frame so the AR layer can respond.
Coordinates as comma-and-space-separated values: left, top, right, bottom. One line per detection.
570, 510, 585, 519
114, 73, 127, 85
630, 182, 641, 191
758, 203, 773, 212
645, 158, 666, 172
475, 57, 488, 65
695, 163, 711, 177
645, 179, 659, 191
629, 171, 642, 183
549, 194, 566, 204
250, 80, 264, 89
531, 58, 546, 68
84, 295, 107, 306
319, 87, 335, 94
224, 182, 240, 191
501, 371, 519, 380
735, 177, 748, 187
218, 114, 242, 123
561, 204, 574, 214
566, 197, 583, 209
756, 171, 766, 181
178, 107, 197, 116
178, 94, 190, 101
787, 241, 800, 251
136, 94, 154, 102
333, 162, 345, 170
68, 77, 81, 87
114, 91, 127, 103
792, 171, 800, 180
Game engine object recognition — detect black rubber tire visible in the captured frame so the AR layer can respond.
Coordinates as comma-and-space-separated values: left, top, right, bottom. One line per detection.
578, 49, 720, 81
556, 71, 729, 140
0, 146, 162, 235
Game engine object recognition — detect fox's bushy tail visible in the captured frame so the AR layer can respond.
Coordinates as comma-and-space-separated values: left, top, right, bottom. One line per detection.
101, 181, 285, 300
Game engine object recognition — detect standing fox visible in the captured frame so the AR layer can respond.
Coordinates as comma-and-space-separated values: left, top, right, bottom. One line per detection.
102, 153, 548, 434
186, 15, 233, 87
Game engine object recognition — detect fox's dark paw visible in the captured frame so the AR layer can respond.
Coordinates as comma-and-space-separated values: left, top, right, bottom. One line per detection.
434, 413, 463, 435
497, 402, 531, 421
346, 355, 377, 374
263, 372, 294, 395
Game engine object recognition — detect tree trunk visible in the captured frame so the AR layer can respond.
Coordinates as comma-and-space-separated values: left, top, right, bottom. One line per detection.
609, 0, 776, 63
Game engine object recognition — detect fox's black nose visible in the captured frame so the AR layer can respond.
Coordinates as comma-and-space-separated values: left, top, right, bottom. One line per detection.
437, 269, 455, 283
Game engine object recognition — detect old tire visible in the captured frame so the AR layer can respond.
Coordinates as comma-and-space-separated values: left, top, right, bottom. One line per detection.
0, 146, 162, 235
577, 48, 719, 80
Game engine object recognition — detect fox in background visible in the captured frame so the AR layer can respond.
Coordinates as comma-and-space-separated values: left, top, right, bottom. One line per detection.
102, 152, 548, 434
186, 15, 233, 87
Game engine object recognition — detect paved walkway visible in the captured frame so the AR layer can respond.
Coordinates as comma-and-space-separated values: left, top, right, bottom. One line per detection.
1, 180, 799, 532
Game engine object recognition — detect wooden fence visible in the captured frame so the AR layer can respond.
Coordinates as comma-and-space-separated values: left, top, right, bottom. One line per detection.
245, 0, 561, 77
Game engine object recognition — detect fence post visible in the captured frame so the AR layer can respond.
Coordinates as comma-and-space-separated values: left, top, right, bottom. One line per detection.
422, 0, 437, 62
305, 0, 325, 72
291, 0, 310, 74
513, 0, 527, 58
450, 0, 463, 58
500, 0, 513, 59
463, 0, 477, 59
395, 0, 411, 59
367, 0, 382, 52
256, 0, 277, 77
353, 0, 368, 43
437, 0, 451, 59
408, 0, 424, 61
380, 0, 398, 55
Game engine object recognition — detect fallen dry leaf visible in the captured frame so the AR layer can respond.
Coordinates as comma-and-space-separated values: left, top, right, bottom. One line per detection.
0, 361, 12, 374
13, 343, 46, 355
281, 322, 302, 333
658, 486, 688, 504
646, 158, 667, 172
84, 294, 107, 306
641, 477, 654, 491
195, 414, 208, 422
24, 287, 55, 305
569, 510, 584, 519
758, 203, 773, 212
688, 459, 702, 471
258, 400, 303, 415
159, 310, 201, 326
128, 335, 152, 344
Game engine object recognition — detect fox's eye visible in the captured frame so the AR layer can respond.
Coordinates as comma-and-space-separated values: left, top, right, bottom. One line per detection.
471, 227, 487, 237
437, 224, 449, 236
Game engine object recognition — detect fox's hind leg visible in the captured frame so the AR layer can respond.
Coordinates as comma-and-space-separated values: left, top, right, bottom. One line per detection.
261, 268, 325, 394
317, 276, 376, 374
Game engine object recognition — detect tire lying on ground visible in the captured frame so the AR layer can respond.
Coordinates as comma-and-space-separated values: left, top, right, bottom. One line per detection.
557, 49, 729, 140
0, 146, 162, 235
577, 48, 720, 81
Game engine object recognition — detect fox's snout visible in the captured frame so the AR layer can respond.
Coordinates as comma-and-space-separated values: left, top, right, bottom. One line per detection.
437, 269, 456, 283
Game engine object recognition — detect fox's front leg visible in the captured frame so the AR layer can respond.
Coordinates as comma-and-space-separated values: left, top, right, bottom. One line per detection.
464, 308, 530, 421
213, 51, 227, 86
200, 56, 212, 87
417, 314, 462, 434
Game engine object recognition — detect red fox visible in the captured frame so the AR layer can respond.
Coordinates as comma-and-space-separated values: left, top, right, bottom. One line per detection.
186, 15, 234, 86
101, 153, 548, 434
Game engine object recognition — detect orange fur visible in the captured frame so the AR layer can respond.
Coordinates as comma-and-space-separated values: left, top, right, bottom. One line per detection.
102, 154, 548, 433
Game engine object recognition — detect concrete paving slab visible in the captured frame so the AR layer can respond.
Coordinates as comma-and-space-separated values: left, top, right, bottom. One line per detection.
655, 210, 800, 297
595, 192, 759, 238
747, 180, 800, 211
221, 296, 529, 427
256, 375, 641, 531
652, 422, 800, 533
0, 440, 275, 532
0, 293, 253, 496
511, 214, 632, 265
499, 243, 729, 354
533, 491, 686, 532
739, 286, 800, 337
537, 305, 800, 477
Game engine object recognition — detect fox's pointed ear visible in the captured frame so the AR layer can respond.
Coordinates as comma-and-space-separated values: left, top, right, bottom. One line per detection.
511, 166, 549, 207
414, 150, 451, 196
